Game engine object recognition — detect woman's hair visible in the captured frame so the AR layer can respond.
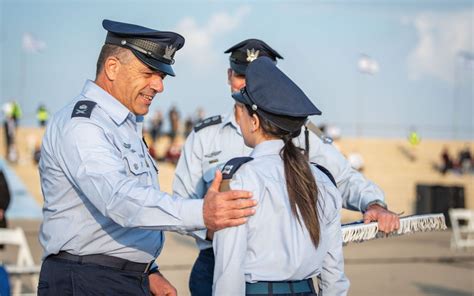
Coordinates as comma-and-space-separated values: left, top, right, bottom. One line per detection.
244, 105, 320, 248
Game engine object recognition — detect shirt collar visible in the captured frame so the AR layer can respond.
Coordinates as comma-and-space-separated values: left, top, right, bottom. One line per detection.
81, 80, 131, 125
250, 139, 284, 158
222, 109, 242, 136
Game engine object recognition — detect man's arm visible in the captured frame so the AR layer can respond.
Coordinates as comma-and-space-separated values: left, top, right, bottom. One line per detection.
58, 121, 255, 232
301, 131, 399, 232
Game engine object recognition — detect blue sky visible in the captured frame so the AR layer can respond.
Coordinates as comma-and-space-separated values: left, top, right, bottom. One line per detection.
1, 0, 473, 139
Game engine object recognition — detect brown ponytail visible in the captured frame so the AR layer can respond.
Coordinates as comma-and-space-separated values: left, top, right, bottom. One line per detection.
245, 105, 320, 248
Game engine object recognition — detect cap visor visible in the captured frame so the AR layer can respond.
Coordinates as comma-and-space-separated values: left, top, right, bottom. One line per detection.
231, 89, 253, 105
133, 51, 176, 76
230, 61, 247, 75
257, 108, 307, 133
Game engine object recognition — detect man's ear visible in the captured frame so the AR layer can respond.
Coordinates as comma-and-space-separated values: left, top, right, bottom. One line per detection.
104, 56, 121, 81
227, 68, 233, 85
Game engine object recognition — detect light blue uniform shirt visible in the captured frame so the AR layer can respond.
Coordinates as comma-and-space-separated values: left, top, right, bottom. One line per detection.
173, 111, 384, 249
212, 140, 350, 296
39, 80, 204, 263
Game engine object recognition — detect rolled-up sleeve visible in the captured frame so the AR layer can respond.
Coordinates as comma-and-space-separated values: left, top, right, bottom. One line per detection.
59, 120, 205, 232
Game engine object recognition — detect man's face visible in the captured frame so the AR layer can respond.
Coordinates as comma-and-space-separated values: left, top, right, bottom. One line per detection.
114, 55, 166, 116
227, 68, 246, 93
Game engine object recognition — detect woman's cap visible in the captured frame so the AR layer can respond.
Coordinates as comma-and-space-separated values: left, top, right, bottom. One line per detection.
232, 57, 321, 132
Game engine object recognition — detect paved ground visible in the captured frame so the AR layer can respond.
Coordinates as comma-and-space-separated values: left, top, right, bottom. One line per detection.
3, 219, 473, 296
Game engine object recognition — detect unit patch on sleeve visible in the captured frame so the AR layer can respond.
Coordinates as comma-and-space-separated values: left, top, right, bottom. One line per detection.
71, 101, 97, 118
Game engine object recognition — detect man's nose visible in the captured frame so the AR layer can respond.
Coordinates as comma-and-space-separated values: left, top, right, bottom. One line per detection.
150, 74, 164, 93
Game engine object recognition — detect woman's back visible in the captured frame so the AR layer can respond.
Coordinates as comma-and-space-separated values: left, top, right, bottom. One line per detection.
213, 140, 349, 295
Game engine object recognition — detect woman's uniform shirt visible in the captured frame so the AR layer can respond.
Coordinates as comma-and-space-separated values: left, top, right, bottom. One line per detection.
212, 140, 349, 296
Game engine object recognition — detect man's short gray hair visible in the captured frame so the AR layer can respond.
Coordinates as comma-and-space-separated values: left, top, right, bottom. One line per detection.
95, 44, 133, 77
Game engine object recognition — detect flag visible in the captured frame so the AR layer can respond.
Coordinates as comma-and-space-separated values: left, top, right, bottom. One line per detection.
22, 32, 46, 54
358, 54, 379, 75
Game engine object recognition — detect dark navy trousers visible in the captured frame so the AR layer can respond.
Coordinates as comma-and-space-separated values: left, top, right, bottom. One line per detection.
38, 256, 151, 296
189, 248, 215, 296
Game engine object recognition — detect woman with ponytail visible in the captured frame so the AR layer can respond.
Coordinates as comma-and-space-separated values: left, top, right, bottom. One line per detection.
212, 57, 349, 296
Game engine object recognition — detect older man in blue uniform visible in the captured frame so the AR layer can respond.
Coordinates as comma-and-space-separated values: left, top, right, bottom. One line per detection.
38, 20, 255, 296
173, 39, 400, 295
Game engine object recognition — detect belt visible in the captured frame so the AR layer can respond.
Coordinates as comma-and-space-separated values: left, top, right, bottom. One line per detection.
199, 248, 214, 256
50, 251, 154, 274
246, 279, 314, 295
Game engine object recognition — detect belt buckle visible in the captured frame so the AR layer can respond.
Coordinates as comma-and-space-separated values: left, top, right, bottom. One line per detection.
144, 261, 153, 274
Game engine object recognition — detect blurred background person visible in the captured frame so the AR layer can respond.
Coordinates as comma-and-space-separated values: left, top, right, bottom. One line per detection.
0, 165, 11, 249
458, 144, 473, 174
36, 104, 49, 127
440, 146, 454, 175
150, 110, 164, 143
11, 101, 22, 128
168, 105, 180, 142
3, 112, 18, 163
184, 116, 194, 138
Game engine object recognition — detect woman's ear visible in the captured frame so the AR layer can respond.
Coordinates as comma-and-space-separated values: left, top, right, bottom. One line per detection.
251, 113, 260, 132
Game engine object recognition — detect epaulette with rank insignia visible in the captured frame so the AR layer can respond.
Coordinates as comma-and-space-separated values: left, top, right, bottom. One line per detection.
219, 156, 253, 192
311, 162, 337, 188
71, 100, 97, 118
194, 115, 222, 132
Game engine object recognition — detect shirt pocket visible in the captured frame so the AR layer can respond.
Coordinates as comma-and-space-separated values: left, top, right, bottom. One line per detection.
123, 152, 149, 176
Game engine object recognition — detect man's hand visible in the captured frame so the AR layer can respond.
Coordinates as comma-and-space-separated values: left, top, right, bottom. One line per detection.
149, 271, 177, 296
363, 204, 400, 233
0, 209, 4, 221
203, 170, 256, 232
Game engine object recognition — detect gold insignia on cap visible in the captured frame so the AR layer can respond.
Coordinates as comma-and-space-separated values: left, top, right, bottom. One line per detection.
163, 45, 177, 61
246, 49, 260, 62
